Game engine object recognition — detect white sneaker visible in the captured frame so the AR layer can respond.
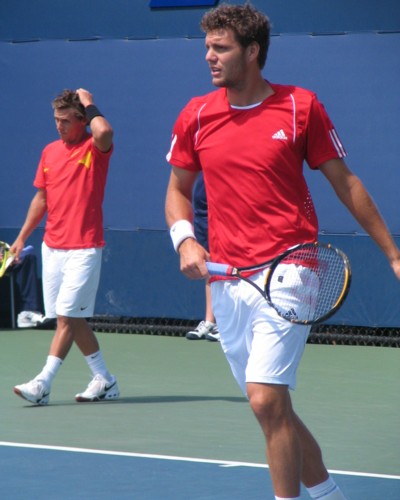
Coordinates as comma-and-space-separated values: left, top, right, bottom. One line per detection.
17, 311, 46, 328
205, 328, 220, 342
186, 320, 219, 340
75, 374, 120, 402
14, 379, 50, 405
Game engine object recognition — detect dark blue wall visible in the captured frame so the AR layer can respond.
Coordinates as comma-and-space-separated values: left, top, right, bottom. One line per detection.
2, 34, 399, 233
1, 1, 399, 326
1, 0, 399, 40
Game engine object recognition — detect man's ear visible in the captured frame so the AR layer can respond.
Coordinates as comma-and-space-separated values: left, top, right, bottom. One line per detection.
247, 41, 260, 63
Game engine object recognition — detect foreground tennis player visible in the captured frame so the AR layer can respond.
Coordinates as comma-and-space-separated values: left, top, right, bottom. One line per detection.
165, 4, 400, 499
11, 88, 119, 405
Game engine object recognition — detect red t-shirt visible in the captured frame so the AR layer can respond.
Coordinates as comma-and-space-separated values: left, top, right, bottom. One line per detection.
34, 136, 113, 249
167, 83, 346, 268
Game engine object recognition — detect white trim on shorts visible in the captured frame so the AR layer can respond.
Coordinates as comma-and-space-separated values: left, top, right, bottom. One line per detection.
210, 267, 312, 396
42, 242, 102, 318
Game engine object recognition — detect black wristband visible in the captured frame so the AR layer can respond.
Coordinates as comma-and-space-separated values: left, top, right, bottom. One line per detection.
85, 104, 104, 123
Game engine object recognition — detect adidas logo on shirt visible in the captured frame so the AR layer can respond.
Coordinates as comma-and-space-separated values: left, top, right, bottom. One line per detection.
272, 129, 288, 140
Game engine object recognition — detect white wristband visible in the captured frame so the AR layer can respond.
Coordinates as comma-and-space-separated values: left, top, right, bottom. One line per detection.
170, 219, 196, 252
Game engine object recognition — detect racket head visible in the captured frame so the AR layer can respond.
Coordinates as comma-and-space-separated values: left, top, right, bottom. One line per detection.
0, 241, 15, 278
264, 242, 351, 325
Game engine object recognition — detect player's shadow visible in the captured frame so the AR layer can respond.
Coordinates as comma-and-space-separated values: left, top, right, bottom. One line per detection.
115, 395, 247, 404
23, 395, 247, 407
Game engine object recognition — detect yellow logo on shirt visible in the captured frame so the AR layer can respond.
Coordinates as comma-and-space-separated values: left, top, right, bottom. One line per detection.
78, 151, 92, 170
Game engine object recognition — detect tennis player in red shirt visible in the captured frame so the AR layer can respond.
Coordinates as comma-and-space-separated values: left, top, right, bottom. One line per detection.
165, 4, 400, 499
11, 88, 119, 405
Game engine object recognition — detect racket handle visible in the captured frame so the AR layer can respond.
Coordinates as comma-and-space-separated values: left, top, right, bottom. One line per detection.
19, 245, 35, 259
206, 262, 234, 277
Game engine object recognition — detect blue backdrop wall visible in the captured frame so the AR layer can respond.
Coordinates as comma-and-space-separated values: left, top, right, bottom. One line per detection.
1, 1, 399, 326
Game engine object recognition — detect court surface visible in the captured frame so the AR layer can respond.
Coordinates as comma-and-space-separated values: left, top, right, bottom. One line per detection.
1, 329, 399, 499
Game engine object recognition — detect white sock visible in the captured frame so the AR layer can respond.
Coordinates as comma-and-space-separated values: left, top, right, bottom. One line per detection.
85, 350, 111, 380
35, 355, 63, 387
275, 496, 301, 500
307, 476, 347, 499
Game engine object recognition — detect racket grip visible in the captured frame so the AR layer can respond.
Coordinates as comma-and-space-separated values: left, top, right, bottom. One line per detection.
19, 245, 35, 259
206, 262, 233, 276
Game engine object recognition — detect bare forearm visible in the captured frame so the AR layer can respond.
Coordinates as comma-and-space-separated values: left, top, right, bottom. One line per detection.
76, 88, 113, 152
340, 177, 398, 261
13, 192, 47, 250
165, 187, 193, 228
165, 168, 208, 278
321, 160, 400, 273
88, 114, 113, 151
165, 168, 196, 228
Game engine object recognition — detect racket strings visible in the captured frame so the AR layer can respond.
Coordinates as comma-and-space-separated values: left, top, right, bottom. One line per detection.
0, 241, 16, 278
314, 250, 348, 319
0, 242, 10, 277
269, 246, 349, 323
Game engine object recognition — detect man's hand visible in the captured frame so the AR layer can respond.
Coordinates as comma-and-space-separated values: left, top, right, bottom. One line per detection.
10, 237, 26, 263
390, 253, 400, 281
178, 238, 209, 280
75, 88, 94, 108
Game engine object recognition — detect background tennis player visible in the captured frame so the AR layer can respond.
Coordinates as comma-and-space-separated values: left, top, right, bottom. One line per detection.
11, 88, 119, 405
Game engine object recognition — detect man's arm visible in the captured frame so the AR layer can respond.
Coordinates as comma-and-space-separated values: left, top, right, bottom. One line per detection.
320, 158, 400, 279
10, 189, 47, 258
165, 166, 197, 227
165, 166, 208, 279
76, 88, 113, 153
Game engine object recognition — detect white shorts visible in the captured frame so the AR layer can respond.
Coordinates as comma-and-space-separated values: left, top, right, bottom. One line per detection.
211, 267, 312, 396
42, 242, 102, 318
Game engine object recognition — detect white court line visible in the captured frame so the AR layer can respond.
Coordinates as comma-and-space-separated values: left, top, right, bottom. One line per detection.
1, 441, 399, 481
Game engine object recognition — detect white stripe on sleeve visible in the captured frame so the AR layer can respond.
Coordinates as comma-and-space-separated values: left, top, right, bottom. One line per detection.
329, 129, 346, 158
290, 93, 296, 144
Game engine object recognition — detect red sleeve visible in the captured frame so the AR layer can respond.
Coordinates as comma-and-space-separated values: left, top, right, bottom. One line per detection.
166, 98, 203, 172
305, 95, 347, 169
33, 150, 46, 189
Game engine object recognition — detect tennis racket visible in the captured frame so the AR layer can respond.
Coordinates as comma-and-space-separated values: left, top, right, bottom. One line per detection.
206, 242, 351, 325
0, 241, 34, 278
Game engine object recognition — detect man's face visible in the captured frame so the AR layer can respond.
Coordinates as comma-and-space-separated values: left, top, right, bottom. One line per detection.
205, 28, 249, 90
54, 108, 87, 144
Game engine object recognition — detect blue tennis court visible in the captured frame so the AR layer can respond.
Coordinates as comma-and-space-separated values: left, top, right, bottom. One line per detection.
0, 443, 399, 499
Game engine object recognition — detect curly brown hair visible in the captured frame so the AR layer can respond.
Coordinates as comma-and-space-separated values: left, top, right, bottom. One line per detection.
51, 90, 86, 120
200, 2, 271, 69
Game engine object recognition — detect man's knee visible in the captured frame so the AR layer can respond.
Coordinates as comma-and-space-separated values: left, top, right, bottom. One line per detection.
247, 383, 292, 426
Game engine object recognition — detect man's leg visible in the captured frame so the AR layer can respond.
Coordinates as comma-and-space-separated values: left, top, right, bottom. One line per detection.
30, 316, 99, 389
49, 316, 99, 358
247, 383, 329, 498
50, 315, 113, 380
12, 315, 81, 405
292, 412, 329, 488
247, 383, 303, 497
